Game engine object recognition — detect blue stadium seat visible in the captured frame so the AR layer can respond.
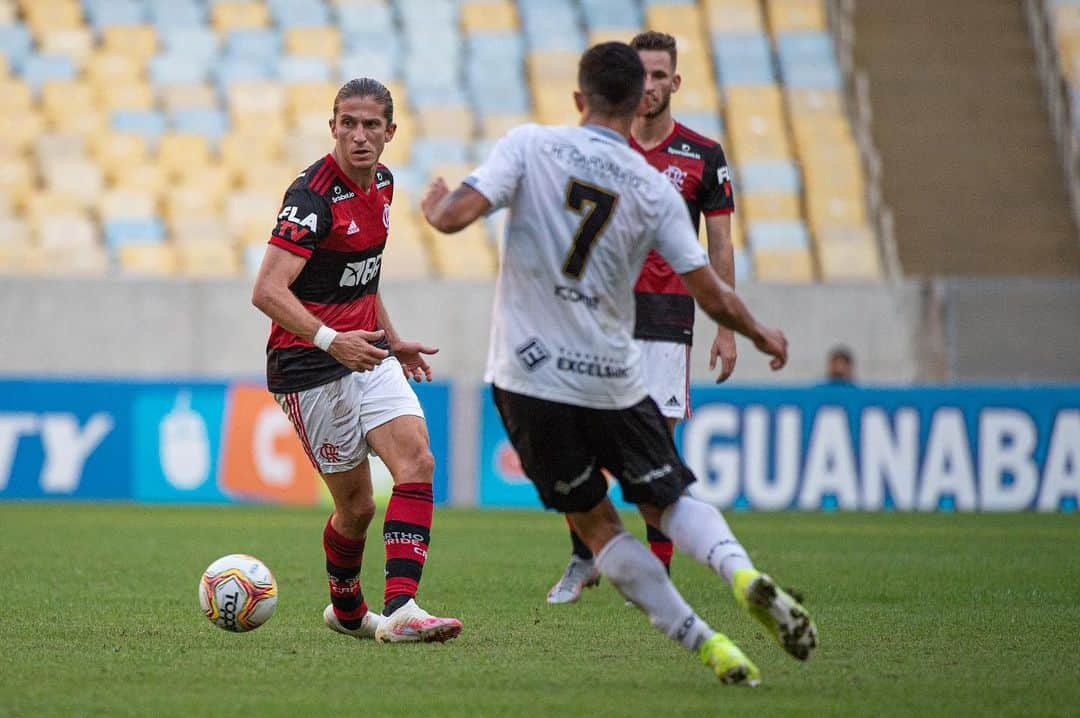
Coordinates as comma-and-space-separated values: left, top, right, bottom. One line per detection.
398, 0, 457, 27
408, 84, 469, 110
160, 27, 219, 62
105, 218, 167, 249
111, 110, 167, 144
776, 32, 835, 61
338, 4, 394, 36
21, 54, 78, 91
339, 50, 398, 83
342, 31, 403, 69
470, 83, 531, 114
214, 59, 275, 90
410, 138, 470, 173
0, 24, 34, 72
84, 0, 146, 28
581, 0, 641, 28
734, 247, 754, 283
677, 112, 724, 141
781, 64, 842, 89
716, 56, 776, 87
226, 29, 282, 65
148, 0, 207, 30
269, 0, 331, 28
278, 57, 331, 84
737, 161, 802, 193
150, 54, 210, 86
467, 33, 525, 65
747, 220, 810, 251
171, 108, 230, 142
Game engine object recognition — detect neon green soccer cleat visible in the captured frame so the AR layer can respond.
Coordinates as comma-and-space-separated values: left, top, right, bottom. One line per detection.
733, 568, 818, 661
698, 633, 761, 686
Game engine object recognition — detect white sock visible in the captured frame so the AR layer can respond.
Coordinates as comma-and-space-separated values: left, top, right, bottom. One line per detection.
660, 497, 754, 585
595, 531, 715, 653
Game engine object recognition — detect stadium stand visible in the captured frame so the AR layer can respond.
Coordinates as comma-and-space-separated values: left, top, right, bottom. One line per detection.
0, 0, 879, 282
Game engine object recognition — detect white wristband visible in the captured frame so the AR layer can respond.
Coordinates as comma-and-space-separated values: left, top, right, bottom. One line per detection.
313, 324, 338, 352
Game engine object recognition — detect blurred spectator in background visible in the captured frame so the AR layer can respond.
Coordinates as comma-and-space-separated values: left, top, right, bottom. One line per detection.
826, 345, 855, 384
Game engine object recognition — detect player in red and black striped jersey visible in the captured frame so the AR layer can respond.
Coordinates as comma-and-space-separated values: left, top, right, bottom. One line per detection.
548, 32, 739, 604
252, 78, 461, 644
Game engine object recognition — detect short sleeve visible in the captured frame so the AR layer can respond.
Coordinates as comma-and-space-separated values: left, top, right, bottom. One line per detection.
463, 124, 531, 210
653, 180, 709, 274
700, 143, 735, 216
269, 187, 332, 258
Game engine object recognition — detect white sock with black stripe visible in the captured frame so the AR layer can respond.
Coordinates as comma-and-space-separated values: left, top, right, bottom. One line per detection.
660, 496, 754, 585
595, 531, 715, 653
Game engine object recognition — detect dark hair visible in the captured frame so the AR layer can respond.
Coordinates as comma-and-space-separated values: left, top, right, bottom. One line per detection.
630, 30, 678, 70
828, 346, 854, 363
577, 42, 645, 117
333, 78, 394, 124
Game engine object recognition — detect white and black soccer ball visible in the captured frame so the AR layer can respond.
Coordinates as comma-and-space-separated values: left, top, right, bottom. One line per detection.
198, 554, 278, 632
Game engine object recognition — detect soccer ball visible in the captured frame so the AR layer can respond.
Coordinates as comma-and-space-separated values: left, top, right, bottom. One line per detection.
198, 554, 278, 632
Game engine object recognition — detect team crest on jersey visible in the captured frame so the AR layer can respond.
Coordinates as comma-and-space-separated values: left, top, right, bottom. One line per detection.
662, 165, 687, 192
382, 203, 390, 229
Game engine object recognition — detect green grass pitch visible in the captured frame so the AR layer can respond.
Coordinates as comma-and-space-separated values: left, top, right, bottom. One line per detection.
1, 505, 1078, 717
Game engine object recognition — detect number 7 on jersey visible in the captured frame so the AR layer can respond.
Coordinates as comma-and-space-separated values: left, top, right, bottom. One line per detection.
561, 179, 619, 279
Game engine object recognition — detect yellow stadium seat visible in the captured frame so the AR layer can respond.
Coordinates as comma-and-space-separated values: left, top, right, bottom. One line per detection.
807, 194, 866, 229
177, 241, 240, 277
164, 185, 223, 222
85, 51, 143, 87
33, 131, 87, 166
292, 110, 331, 135
91, 133, 152, 180
97, 82, 155, 112
229, 81, 287, 119
416, 107, 475, 141
110, 163, 168, 197
740, 193, 802, 224
34, 212, 98, 251
428, 224, 496, 279
220, 133, 284, 177
284, 27, 342, 63
118, 244, 179, 276
40, 80, 93, 118
0, 230, 32, 273
675, 81, 719, 112
461, 0, 518, 33
380, 134, 412, 166
23, 1, 82, 37
42, 159, 104, 210
527, 51, 580, 83
170, 217, 233, 246
646, 6, 709, 56
3, 108, 44, 154
752, 247, 815, 282
479, 112, 531, 139
161, 83, 219, 111
226, 190, 281, 244
383, 195, 432, 278
730, 130, 792, 162
101, 26, 157, 62
38, 27, 94, 65
21, 244, 108, 276
0, 0, 16, 25
212, 1, 270, 32
428, 163, 474, 187
786, 88, 844, 115
100, 188, 157, 221
47, 107, 107, 138
766, 0, 826, 33
588, 28, 637, 46
0, 78, 31, 115
704, 0, 765, 33
283, 130, 334, 171
157, 133, 213, 181
234, 163, 297, 197
285, 80, 338, 119
816, 224, 882, 281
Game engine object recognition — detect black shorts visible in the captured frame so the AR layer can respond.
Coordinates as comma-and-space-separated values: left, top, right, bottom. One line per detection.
492, 386, 696, 514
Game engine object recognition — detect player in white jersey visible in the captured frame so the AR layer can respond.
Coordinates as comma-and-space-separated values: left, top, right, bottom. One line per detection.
422, 43, 817, 685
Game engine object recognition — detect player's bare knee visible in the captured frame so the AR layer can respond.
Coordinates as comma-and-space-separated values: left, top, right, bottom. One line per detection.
397, 448, 435, 484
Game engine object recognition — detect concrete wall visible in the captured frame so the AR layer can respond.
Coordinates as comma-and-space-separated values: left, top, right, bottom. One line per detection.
0, 277, 923, 384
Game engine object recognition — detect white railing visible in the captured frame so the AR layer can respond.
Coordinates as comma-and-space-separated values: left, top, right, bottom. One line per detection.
1025, 0, 1080, 238
825, 0, 902, 282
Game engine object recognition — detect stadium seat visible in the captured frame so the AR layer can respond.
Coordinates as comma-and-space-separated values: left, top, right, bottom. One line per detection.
748, 220, 811, 253
740, 193, 802, 224
90, 133, 152, 181
581, 0, 641, 29
270, 0, 331, 28
170, 108, 230, 142
0, 157, 35, 211
704, 0, 765, 33
169, 216, 232, 246
752, 247, 815, 282
117, 243, 178, 275
105, 218, 167, 249
110, 110, 167, 144
283, 27, 342, 64
159, 83, 218, 111
737, 160, 801, 193
281, 81, 336, 121
229, 81, 287, 122
226, 190, 281, 244
211, 2, 271, 32
816, 224, 882, 281
150, 54, 211, 87
101, 25, 158, 63
148, 0, 207, 31
38, 27, 94, 65
98, 82, 156, 113
35, 212, 98, 251
157, 133, 214, 181
42, 159, 104, 211
461, 1, 519, 33
100, 188, 158, 221
416, 107, 475, 142
21, 54, 78, 91
177, 241, 240, 277
428, 223, 496, 279
766, 0, 827, 33
85, 51, 143, 88
0, 24, 33, 71
21, 243, 108, 276
159, 27, 219, 62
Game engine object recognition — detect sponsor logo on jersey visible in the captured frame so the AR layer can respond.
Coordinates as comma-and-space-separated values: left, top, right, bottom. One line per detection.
554, 285, 599, 309
515, 338, 550, 372
278, 206, 318, 232
376, 177, 392, 190
555, 354, 629, 379
331, 184, 356, 203
662, 164, 688, 192
623, 463, 673, 485
666, 142, 702, 160
338, 255, 382, 287
346, 219, 360, 235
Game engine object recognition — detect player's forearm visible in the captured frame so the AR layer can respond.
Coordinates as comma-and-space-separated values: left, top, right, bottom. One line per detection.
426, 184, 492, 233
705, 214, 735, 288
375, 295, 401, 348
251, 280, 323, 344
682, 266, 762, 343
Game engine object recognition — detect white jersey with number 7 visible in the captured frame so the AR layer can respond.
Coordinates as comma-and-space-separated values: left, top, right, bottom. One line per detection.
465, 123, 709, 410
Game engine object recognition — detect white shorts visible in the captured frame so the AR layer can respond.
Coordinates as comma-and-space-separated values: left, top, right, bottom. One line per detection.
636, 339, 691, 420
274, 357, 425, 475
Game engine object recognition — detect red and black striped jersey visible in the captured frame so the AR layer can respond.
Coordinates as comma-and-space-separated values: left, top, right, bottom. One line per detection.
630, 121, 735, 344
265, 153, 394, 393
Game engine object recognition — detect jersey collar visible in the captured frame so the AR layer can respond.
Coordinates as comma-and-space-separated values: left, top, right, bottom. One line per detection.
325, 153, 377, 195
583, 124, 629, 145
630, 120, 680, 154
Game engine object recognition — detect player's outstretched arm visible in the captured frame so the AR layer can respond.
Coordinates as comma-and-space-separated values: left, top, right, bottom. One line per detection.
680, 265, 787, 371
704, 213, 738, 383
422, 178, 493, 233
376, 295, 438, 383
252, 245, 388, 372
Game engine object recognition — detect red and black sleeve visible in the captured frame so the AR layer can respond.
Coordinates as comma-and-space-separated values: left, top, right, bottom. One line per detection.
700, 143, 736, 216
268, 187, 332, 258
